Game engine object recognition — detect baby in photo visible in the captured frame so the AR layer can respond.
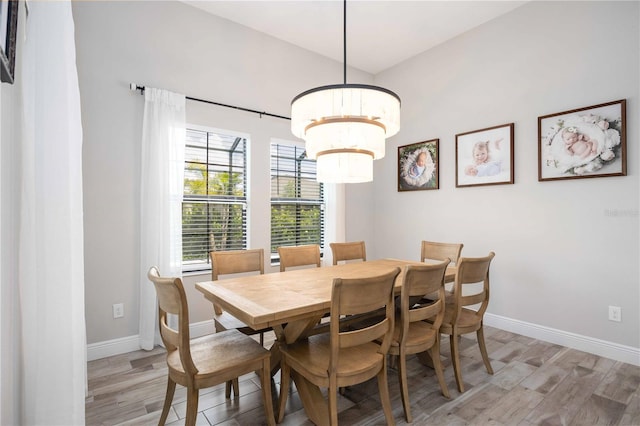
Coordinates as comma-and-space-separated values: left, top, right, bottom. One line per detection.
464, 138, 503, 177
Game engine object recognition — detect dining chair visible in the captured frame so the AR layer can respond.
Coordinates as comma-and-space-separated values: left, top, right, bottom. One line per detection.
277, 267, 401, 425
438, 251, 496, 393
421, 240, 463, 266
277, 244, 321, 272
420, 240, 463, 302
330, 241, 366, 265
390, 260, 451, 422
210, 248, 271, 397
147, 267, 275, 426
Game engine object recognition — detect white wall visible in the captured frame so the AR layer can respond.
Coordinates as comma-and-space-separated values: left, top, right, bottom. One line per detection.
360, 1, 639, 350
72, 0, 372, 344
74, 1, 639, 362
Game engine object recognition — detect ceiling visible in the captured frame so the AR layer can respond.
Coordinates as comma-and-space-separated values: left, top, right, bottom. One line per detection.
182, 1, 527, 75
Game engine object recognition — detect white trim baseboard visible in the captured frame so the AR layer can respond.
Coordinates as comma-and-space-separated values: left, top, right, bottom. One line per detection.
86, 320, 215, 361
484, 313, 640, 366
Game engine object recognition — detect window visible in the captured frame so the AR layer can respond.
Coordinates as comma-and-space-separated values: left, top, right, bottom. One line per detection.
270, 142, 324, 263
182, 127, 247, 271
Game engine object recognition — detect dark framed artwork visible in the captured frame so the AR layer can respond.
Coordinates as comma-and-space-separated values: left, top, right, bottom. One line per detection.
538, 100, 626, 181
398, 139, 439, 191
455, 123, 514, 188
0, 0, 18, 84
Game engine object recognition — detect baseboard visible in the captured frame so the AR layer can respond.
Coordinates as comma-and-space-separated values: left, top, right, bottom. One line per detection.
86, 320, 215, 361
484, 313, 640, 366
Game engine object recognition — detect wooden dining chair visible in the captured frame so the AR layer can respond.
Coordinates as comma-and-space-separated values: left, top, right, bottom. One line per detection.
390, 260, 451, 422
277, 244, 321, 272
147, 267, 275, 426
439, 251, 496, 393
330, 241, 366, 265
277, 267, 401, 425
421, 240, 463, 302
210, 248, 271, 397
421, 240, 463, 266
210, 248, 268, 344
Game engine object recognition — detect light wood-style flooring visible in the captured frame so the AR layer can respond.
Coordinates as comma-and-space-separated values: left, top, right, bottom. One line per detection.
86, 326, 640, 425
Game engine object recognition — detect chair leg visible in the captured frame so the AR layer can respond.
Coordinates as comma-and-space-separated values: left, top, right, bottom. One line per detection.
429, 338, 450, 399
185, 386, 199, 426
377, 358, 396, 426
397, 349, 412, 423
329, 378, 339, 426
259, 358, 276, 426
277, 361, 291, 423
225, 378, 239, 398
449, 333, 465, 393
477, 326, 494, 375
159, 376, 176, 426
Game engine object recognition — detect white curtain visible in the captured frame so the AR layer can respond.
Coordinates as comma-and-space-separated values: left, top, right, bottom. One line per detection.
19, 1, 86, 424
139, 88, 185, 350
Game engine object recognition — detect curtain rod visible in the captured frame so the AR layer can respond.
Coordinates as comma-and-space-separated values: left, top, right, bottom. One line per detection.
129, 83, 291, 121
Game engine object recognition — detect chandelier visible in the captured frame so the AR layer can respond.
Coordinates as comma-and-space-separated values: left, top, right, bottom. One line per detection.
290, 0, 401, 183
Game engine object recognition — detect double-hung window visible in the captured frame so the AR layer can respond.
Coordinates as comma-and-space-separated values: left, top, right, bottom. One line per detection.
182, 127, 247, 272
270, 141, 324, 264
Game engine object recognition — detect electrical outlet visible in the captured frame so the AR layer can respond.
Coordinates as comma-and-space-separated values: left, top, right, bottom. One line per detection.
113, 303, 124, 319
608, 305, 621, 322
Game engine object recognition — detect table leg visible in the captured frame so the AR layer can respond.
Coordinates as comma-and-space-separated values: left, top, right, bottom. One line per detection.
291, 370, 329, 426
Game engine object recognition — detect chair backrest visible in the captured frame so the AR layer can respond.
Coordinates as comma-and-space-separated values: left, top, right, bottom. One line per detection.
421, 240, 463, 266
277, 244, 321, 272
147, 267, 196, 376
210, 248, 264, 280
329, 267, 400, 367
398, 260, 450, 344
330, 241, 366, 265
449, 252, 495, 324
210, 249, 264, 315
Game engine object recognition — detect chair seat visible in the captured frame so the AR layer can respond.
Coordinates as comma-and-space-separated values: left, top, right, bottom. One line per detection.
441, 306, 482, 333
214, 311, 271, 336
389, 320, 438, 353
167, 329, 270, 387
280, 333, 385, 387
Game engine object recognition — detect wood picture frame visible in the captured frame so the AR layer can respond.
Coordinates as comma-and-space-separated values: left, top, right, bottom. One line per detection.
398, 139, 439, 191
0, 0, 18, 84
455, 123, 514, 188
538, 99, 626, 181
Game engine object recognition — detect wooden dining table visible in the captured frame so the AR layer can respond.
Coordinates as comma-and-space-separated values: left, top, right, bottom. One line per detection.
196, 258, 456, 425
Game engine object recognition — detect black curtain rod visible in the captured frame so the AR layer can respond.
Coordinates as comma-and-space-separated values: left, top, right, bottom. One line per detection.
129, 83, 291, 121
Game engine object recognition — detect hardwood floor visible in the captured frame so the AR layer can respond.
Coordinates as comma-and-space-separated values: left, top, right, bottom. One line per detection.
86, 326, 640, 425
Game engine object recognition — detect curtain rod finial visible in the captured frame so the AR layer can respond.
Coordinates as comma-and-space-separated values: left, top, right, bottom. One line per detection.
130, 83, 145, 94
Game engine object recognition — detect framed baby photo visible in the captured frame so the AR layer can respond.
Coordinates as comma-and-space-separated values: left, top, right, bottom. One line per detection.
538, 99, 626, 182
455, 123, 514, 188
398, 139, 439, 191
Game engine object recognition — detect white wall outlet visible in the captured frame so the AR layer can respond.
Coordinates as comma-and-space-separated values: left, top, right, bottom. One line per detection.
113, 303, 124, 319
608, 305, 621, 322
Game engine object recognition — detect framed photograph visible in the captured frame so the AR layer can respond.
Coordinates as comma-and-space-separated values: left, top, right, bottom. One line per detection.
455, 123, 514, 188
538, 100, 626, 181
0, 0, 18, 84
398, 139, 439, 191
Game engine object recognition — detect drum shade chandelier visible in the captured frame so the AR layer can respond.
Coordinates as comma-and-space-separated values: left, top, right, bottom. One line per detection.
290, 0, 401, 183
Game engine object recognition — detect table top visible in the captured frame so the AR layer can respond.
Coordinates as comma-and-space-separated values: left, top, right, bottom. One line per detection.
196, 258, 456, 330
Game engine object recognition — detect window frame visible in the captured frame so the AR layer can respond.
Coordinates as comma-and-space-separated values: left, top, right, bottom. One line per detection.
269, 139, 325, 265
182, 124, 249, 273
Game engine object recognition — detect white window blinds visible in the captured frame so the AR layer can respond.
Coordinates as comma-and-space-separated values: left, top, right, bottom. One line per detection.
183, 127, 247, 271
270, 142, 324, 263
